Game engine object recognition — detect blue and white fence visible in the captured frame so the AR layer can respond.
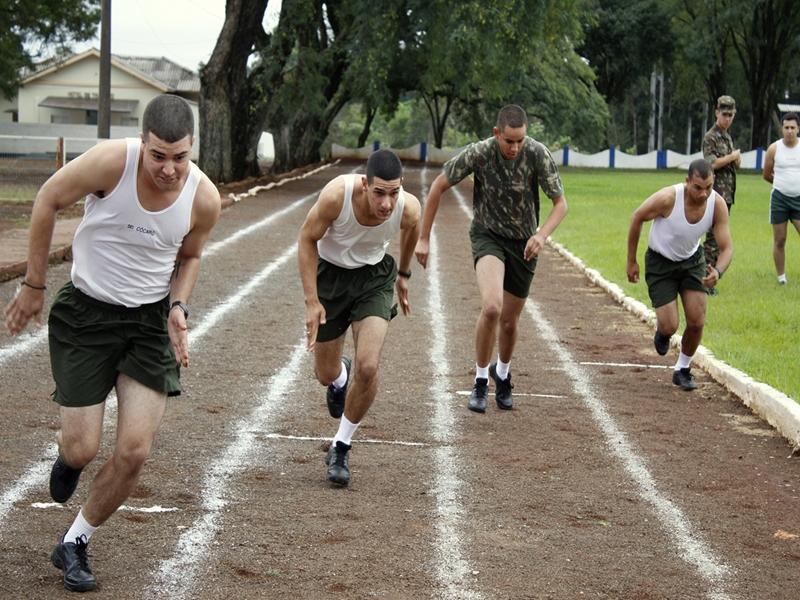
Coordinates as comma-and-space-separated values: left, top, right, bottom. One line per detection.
332, 141, 767, 170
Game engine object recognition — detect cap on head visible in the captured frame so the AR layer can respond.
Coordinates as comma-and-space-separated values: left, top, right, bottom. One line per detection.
717, 95, 736, 115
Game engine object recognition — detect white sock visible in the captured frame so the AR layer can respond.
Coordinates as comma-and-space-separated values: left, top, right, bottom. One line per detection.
332, 360, 348, 389
778, 273, 787, 283
475, 363, 489, 380
674, 352, 693, 371
63, 509, 98, 545
333, 415, 359, 447
496, 358, 510, 380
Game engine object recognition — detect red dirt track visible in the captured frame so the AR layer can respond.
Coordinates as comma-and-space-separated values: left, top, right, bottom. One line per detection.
0, 160, 798, 599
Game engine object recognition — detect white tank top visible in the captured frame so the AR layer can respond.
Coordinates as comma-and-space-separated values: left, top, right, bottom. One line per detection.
317, 174, 405, 268
71, 137, 199, 307
773, 140, 800, 197
648, 183, 716, 262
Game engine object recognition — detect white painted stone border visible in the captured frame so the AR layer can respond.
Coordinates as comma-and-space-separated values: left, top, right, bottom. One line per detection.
548, 238, 800, 451
226, 160, 340, 203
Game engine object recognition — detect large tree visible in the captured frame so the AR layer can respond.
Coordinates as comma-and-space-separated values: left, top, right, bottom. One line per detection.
727, 0, 800, 148
0, 0, 100, 100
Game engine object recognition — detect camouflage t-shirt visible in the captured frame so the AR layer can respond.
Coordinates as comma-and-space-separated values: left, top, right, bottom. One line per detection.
702, 123, 736, 205
443, 136, 564, 240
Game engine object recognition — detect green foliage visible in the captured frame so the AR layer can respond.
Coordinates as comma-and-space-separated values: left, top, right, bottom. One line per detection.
0, 0, 100, 100
544, 167, 800, 404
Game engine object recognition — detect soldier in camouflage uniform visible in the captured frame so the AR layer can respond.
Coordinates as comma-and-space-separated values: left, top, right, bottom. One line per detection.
702, 95, 740, 293
414, 104, 568, 413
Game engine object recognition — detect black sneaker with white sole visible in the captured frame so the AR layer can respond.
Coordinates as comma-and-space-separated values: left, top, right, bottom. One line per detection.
326, 356, 351, 418
325, 441, 352, 486
653, 330, 670, 356
51, 534, 96, 592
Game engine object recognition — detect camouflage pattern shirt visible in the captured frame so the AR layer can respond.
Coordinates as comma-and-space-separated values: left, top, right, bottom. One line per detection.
702, 123, 736, 205
443, 136, 564, 240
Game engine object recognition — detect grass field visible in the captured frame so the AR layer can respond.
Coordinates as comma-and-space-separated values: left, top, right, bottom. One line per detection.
547, 167, 800, 405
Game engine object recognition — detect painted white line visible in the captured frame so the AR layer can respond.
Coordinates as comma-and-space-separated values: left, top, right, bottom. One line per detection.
0, 443, 58, 542
455, 391, 566, 398
148, 341, 306, 599
525, 298, 732, 600
30, 502, 179, 513
0, 325, 47, 367
580, 361, 671, 369
424, 167, 482, 600
263, 433, 427, 446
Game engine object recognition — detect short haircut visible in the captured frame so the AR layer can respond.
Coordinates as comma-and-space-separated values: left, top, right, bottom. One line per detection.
143, 94, 194, 143
688, 158, 714, 180
366, 149, 403, 183
497, 104, 528, 131
782, 112, 799, 125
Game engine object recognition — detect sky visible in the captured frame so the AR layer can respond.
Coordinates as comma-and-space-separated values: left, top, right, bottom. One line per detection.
71, 0, 282, 72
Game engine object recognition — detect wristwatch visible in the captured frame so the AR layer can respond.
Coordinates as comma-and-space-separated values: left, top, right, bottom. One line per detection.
169, 300, 189, 319
397, 269, 412, 279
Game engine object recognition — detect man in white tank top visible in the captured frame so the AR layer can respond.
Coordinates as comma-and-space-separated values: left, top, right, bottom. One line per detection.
3, 95, 221, 591
763, 112, 800, 284
298, 150, 421, 486
627, 159, 733, 392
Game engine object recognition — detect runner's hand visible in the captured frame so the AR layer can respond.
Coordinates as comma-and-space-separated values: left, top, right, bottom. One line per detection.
415, 238, 430, 269
3, 284, 44, 336
168, 310, 190, 367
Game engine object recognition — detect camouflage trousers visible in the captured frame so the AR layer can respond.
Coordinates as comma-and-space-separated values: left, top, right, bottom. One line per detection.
703, 202, 732, 267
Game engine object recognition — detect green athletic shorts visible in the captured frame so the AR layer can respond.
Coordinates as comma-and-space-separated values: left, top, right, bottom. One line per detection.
769, 188, 800, 224
469, 220, 537, 298
315, 255, 398, 343
644, 246, 707, 309
48, 282, 182, 407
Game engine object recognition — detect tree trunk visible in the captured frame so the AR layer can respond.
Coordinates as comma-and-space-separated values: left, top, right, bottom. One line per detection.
199, 0, 269, 184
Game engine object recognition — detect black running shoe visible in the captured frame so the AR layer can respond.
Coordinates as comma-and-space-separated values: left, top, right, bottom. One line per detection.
51, 534, 96, 592
326, 356, 351, 419
467, 378, 489, 413
488, 362, 514, 410
50, 456, 83, 503
325, 441, 351, 486
653, 330, 670, 356
672, 368, 698, 391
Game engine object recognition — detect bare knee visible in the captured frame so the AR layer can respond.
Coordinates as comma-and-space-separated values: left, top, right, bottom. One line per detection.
59, 432, 101, 469
481, 300, 502, 324
354, 355, 379, 387
113, 439, 153, 476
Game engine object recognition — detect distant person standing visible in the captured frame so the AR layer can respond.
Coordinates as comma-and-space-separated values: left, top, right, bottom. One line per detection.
702, 95, 740, 294
3, 94, 221, 592
415, 104, 568, 413
298, 149, 420, 486
627, 159, 732, 392
762, 112, 800, 284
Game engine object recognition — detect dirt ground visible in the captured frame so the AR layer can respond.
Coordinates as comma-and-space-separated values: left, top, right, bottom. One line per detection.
0, 161, 798, 599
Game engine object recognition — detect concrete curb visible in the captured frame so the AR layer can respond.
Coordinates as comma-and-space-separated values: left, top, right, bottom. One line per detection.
548, 238, 800, 452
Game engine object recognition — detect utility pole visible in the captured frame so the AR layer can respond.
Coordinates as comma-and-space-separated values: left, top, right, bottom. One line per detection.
97, 0, 111, 139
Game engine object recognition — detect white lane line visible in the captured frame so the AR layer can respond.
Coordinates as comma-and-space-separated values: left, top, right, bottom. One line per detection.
423, 167, 482, 600
31, 503, 180, 513
525, 299, 733, 600
203, 193, 315, 258
0, 326, 47, 366
580, 361, 671, 369
149, 342, 307, 599
454, 391, 566, 398
0, 443, 58, 542
263, 433, 427, 446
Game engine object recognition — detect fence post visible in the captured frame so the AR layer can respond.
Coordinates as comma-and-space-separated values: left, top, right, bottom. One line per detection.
373, 141, 380, 152
609, 146, 615, 168
563, 146, 569, 167
56, 137, 65, 170
420, 142, 427, 162
756, 146, 763, 171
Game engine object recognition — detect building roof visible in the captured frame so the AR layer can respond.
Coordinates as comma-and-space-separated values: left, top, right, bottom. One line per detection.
38, 96, 139, 113
21, 48, 200, 93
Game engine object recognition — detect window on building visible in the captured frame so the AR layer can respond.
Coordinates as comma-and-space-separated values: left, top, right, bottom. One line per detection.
86, 110, 98, 125
120, 117, 139, 127
51, 114, 70, 124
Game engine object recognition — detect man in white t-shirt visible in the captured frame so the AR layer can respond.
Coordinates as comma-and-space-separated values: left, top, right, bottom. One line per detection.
627, 159, 732, 391
763, 112, 800, 284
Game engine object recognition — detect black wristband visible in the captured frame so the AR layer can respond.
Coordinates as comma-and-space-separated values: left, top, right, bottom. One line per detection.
169, 300, 189, 319
397, 269, 412, 279
21, 281, 46, 291
713, 267, 723, 279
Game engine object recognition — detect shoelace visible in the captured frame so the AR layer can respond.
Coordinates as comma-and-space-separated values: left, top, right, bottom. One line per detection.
73, 535, 93, 572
